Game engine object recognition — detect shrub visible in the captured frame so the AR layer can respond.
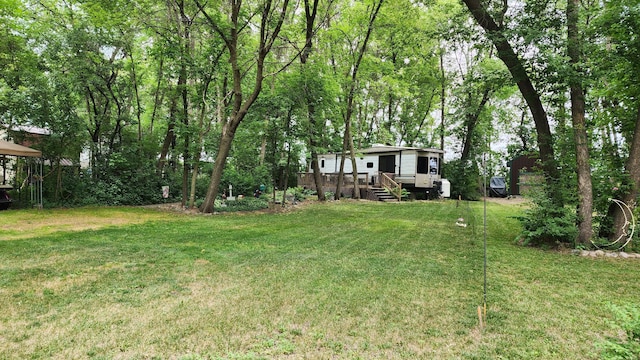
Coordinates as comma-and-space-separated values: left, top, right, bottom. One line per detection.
596, 303, 640, 360
385, 186, 410, 200
444, 159, 481, 201
287, 186, 310, 202
218, 197, 269, 213
47, 148, 175, 207
220, 164, 270, 197
514, 185, 577, 246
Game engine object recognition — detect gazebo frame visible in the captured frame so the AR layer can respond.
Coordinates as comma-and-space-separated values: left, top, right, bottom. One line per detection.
0, 140, 43, 209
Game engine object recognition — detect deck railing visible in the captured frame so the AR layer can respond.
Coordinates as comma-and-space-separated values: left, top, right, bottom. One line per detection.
297, 172, 370, 190
380, 172, 402, 201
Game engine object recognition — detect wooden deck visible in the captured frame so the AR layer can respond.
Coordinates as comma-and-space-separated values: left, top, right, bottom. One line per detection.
297, 172, 402, 201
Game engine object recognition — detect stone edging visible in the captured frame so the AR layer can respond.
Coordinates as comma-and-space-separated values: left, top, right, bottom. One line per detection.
573, 249, 640, 259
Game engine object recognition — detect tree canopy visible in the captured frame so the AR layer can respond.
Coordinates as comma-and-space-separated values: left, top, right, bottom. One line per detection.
1, 0, 638, 248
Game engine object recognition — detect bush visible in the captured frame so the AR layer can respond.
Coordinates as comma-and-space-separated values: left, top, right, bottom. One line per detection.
287, 186, 314, 202
217, 197, 269, 212
596, 303, 640, 360
385, 186, 410, 200
444, 159, 481, 201
47, 148, 176, 207
220, 164, 270, 197
514, 185, 577, 246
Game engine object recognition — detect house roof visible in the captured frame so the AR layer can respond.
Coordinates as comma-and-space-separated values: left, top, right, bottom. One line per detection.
9, 125, 51, 135
359, 145, 444, 154
320, 145, 444, 157
0, 140, 42, 157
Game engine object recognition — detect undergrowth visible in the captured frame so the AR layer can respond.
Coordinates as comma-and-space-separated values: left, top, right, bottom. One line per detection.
597, 303, 640, 360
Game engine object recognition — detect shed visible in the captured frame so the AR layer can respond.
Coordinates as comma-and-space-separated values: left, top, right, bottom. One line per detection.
507, 154, 539, 196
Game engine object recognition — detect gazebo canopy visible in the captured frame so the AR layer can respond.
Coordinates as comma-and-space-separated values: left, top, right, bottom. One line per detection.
0, 140, 42, 157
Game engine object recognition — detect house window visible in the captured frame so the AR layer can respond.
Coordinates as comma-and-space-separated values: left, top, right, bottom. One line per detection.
429, 157, 439, 175
366, 162, 374, 168
417, 157, 428, 174
418, 156, 439, 175
321, 159, 325, 168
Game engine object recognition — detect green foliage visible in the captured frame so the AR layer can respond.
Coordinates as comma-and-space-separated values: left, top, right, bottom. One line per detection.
596, 303, 640, 360
385, 186, 410, 200
53, 148, 172, 207
287, 186, 314, 202
515, 185, 578, 246
217, 197, 269, 213
1, 0, 638, 229
221, 163, 270, 198
592, 167, 633, 237
444, 159, 481, 201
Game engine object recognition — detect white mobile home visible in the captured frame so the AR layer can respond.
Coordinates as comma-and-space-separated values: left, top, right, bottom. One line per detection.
303, 145, 450, 198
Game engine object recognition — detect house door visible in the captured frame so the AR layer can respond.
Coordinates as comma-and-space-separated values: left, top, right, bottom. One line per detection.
378, 155, 395, 173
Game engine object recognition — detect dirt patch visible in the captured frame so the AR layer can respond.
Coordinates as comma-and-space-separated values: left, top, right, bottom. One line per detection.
482, 195, 530, 206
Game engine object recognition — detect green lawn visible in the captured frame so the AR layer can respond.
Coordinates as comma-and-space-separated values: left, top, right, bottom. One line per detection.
0, 201, 638, 359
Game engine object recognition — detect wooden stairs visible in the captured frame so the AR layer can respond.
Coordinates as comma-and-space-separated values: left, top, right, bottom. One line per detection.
371, 187, 399, 202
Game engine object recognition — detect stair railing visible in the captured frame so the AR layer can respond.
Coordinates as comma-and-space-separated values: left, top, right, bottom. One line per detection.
380, 173, 402, 201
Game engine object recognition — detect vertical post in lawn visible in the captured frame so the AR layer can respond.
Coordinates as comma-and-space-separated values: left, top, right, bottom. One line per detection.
482, 139, 488, 326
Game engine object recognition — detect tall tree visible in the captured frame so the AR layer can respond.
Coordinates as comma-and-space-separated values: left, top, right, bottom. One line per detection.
300, 0, 332, 202
461, 0, 562, 206
366, 0, 441, 148
196, 0, 291, 213
567, 0, 593, 245
332, 0, 384, 200
32, 0, 138, 178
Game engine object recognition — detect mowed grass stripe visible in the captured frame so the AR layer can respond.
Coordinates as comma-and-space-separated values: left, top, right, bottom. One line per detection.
0, 200, 638, 359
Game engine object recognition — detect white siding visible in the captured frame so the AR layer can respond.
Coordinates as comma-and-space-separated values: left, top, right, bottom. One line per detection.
318, 154, 380, 177
318, 154, 340, 173
398, 151, 417, 177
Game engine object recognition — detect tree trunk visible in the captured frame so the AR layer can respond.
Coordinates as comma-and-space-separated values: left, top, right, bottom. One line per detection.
127, 49, 143, 142
308, 103, 326, 201
150, 56, 164, 135
346, 95, 360, 199
188, 77, 212, 209
280, 107, 294, 206
440, 50, 446, 151
567, 0, 593, 245
462, 0, 562, 206
178, 0, 191, 207
335, 132, 347, 200
200, 124, 237, 213
157, 94, 178, 174
281, 143, 292, 208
